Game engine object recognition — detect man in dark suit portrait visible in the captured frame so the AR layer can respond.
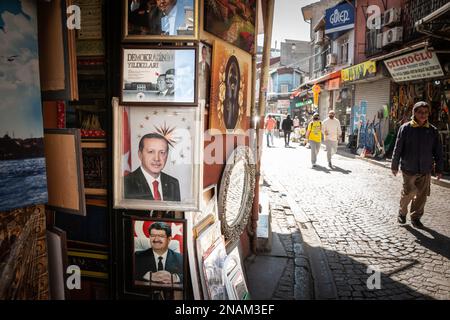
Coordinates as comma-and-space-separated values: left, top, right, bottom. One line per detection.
198, 45, 211, 102
124, 133, 181, 201
134, 222, 183, 284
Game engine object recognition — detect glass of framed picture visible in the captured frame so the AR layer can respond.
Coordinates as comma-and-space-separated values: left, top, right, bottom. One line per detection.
123, 0, 198, 41
121, 46, 197, 105
113, 98, 203, 212
131, 217, 187, 299
198, 42, 212, 109
81, 141, 107, 196
204, 0, 256, 54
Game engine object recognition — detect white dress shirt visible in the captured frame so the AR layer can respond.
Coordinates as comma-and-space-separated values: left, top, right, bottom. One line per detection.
153, 250, 168, 270
161, 5, 177, 35
140, 167, 163, 200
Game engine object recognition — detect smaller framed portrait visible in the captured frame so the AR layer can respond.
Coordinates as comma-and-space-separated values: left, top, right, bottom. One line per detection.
121, 46, 197, 105
224, 241, 249, 300
81, 141, 107, 196
202, 237, 228, 300
198, 42, 212, 109
113, 98, 203, 212
123, 0, 197, 41
132, 217, 187, 297
186, 184, 219, 299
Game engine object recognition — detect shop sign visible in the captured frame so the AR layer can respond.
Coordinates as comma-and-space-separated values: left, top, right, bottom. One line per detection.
325, 2, 355, 35
312, 84, 321, 94
277, 100, 290, 109
384, 49, 444, 82
296, 99, 313, 107
341, 61, 376, 83
327, 78, 341, 90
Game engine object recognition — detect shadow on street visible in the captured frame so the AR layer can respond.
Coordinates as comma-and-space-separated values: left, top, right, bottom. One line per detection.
405, 225, 450, 260
331, 165, 352, 174
312, 165, 331, 173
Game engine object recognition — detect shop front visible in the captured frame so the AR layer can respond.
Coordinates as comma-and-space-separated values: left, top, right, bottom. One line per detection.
341, 60, 391, 152
383, 48, 450, 172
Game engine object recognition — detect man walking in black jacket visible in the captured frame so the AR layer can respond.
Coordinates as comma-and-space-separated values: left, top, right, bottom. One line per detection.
282, 115, 293, 147
391, 101, 443, 229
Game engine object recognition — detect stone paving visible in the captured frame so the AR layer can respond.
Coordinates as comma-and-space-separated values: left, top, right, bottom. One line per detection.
261, 137, 450, 300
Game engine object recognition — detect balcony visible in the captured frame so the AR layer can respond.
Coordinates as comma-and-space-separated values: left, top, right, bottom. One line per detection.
403, 0, 449, 42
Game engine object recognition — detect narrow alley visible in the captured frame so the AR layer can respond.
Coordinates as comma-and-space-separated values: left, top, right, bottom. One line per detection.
258, 138, 450, 300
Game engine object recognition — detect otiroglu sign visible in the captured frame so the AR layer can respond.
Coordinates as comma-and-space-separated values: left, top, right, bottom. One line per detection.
384, 49, 444, 82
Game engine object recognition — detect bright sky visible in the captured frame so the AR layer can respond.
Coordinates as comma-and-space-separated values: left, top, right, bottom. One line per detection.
258, 0, 318, 49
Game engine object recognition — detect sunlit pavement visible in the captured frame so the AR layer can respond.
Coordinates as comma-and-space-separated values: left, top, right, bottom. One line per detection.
261, 136, 450, 299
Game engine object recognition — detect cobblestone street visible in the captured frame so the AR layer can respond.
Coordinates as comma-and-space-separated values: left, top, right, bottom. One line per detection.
261, 137, 450, 300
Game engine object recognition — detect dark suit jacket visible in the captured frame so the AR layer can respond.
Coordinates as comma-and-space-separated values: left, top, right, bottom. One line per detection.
147, 6, 162, 34
124, 168, 181, 201
134, 248, 183, 282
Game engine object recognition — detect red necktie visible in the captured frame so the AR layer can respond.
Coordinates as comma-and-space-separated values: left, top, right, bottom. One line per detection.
152, 180, 161, 200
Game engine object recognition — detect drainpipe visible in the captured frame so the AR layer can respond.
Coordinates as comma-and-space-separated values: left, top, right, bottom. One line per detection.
251, 0, 275, 254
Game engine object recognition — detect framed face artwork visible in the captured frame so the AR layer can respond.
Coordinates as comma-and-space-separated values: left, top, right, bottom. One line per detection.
132, 217, 187, 297
204, 0, 257, 53
198, 42, 212, 109
209, 41, 251, 135
113, 98, 203, 211
123, 0, 197, 41
121, 46, 197, 105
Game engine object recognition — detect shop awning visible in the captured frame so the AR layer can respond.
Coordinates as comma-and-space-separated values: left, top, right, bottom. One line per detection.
305, 69, 342, 86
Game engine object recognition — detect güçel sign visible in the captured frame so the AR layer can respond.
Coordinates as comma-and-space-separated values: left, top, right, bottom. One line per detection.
325, 1, 355, 34
384, 49, 444, 82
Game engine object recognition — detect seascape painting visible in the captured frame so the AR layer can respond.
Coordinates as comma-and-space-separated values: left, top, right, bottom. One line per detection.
0, 0, 48, 211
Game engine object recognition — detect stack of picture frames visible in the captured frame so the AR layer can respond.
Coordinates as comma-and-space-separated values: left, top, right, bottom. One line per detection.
117, 0, 256, 300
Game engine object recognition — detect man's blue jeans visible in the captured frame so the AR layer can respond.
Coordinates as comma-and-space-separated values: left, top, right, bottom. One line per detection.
266, 130, 274, 146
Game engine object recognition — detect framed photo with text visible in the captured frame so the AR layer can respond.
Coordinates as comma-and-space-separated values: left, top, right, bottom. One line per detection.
121, 46, 197, 105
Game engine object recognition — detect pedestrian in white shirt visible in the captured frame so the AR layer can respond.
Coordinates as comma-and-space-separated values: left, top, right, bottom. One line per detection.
322, 110, 342, 169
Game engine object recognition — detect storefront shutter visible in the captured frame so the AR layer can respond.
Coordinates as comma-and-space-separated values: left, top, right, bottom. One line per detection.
354, 77, 391, 138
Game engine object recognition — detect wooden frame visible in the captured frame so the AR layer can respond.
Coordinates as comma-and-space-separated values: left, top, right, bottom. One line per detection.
121, 45, 198, 106
195, 220, 222, 300
44, 129, 86, 216
198, 41, 212, 109
186, 184, 219, 300
81, 141, 107, 196
224, 240, 249, 300
202, 236, 228, 300
123, 0, 198, 41
113, 98, 203, 212
209, 40, 252, 134
203, 0, 257, 54
131, 217, 187, 298
38, 0, 78, 101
